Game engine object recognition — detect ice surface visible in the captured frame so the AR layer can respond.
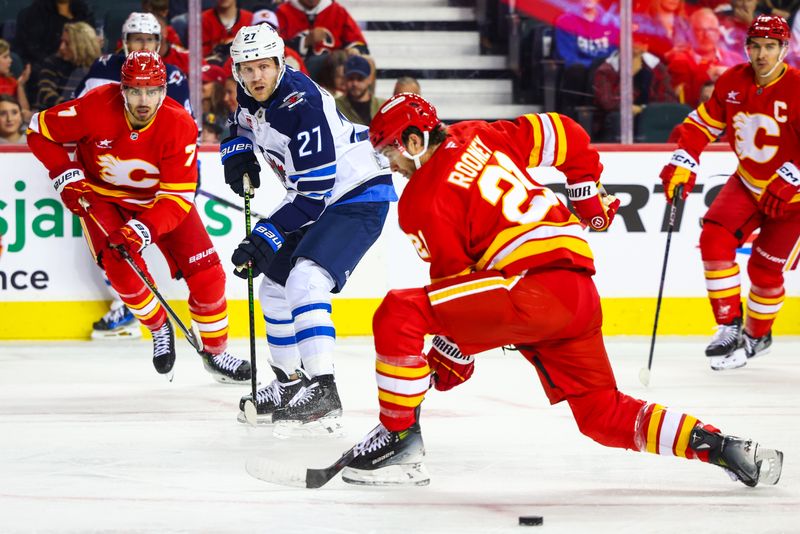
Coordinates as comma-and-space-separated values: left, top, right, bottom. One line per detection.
0, 337, 798, 533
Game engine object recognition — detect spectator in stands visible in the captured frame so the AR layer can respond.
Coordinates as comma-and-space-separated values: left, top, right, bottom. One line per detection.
35, 21, 100, 110
637, 0, 693, 59
201, 64, 227, 118
666, 8, 739, 106
156, 15, 190, 74
335, 54, 385, 126
316, 49, 348, 98
223, 76, 238, 114
554, 0, 617, 69
277, 0, 370, 80
761, 0, 800, 19
717, 0, 762, 63
202, 0, 254, 58
250, 8, 309, 74
201, 112, 224, 144
0, 40, 32, 123
0, 95, 25, 144
13, 0, 95, 72
554, 0, 618, 115
592, 36, 678, 141
393, 75, 421, 96
144, 0, 185, 47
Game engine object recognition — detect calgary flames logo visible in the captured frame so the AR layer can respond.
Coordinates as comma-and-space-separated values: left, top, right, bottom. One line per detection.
732, 112, 779, 164
96, 154, 160, 188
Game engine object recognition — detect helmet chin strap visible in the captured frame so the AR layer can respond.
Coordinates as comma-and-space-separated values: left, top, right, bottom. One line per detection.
750, 44, 789, 78
400, 131, 430, 169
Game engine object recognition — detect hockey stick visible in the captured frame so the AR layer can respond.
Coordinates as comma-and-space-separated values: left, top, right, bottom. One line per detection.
79, 198, 203, 353
196, 188, 269, 220
639, 184, 683, 387
246, 423, 381, 488
240, 174, 260, 426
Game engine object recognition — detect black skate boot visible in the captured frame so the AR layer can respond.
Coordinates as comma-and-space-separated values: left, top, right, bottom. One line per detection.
706, 317, 745, 370
92, 303, 141, 340
689, 426, 783, 487
200, 350, 252, 384
151, 321, 176, 380
341, 421, 430, 486
272, 374, 344, 438
237, 367, 307, 424
744, 330, 772, 359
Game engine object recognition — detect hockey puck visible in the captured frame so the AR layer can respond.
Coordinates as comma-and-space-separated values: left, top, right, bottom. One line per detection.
519, 516, 543, 526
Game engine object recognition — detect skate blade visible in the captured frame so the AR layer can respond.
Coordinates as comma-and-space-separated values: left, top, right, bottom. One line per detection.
756, 448, 783, 485
709, 349, 747, 371
273, 415, 345, 440
208, 373, 251, 385
341, 463, 431, 487
159, 369, 175, 383
91, 327, 143, 340
246, 456, 307, 488
747, 347, 772, 360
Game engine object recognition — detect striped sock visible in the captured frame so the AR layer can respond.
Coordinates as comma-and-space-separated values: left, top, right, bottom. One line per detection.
745, 288, 784, 339
704, 264, 741, 324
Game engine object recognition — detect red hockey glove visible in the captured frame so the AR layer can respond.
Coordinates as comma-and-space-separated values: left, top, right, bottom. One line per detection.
660, 149, 698, 202
427, 335, 474, 391
53, 166, 95, 215
108, 219, 152, 254
567, 180, 621, 231
760, 162, 800, 218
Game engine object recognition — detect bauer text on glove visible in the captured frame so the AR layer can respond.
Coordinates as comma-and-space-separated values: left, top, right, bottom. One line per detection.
220, 136, 261, 197
231, 219, 285, 279
108, 219, 152, 254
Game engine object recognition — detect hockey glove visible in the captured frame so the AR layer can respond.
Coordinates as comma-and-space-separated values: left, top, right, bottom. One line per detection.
108, 219, 152, 254
231, 219, 285, 279
220, 136, 261, 197
427, 335, 475, 391
53, 166, 95, 215
760, 162, 800, 218
567, 180, 621, 231
660, 149, 698, 202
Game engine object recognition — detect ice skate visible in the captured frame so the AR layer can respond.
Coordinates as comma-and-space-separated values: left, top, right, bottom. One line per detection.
151, 321, 176, 380
200, 350, 252, 384
272, 374, 344, 438
690, 426, 783, 487
706, 317, 746, 371
91, 303, 142, 340
744, 331, 772, 359
237, 367, 307, 424
341, 422, 430, 486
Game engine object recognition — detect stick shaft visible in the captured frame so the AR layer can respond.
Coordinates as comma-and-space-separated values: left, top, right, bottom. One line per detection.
243, 174, 258, 403
645, 186, 683, 373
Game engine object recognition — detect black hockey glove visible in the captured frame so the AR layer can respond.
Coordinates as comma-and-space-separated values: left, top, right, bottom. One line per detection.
231, 219, 285, 279
220, 135, 261, 197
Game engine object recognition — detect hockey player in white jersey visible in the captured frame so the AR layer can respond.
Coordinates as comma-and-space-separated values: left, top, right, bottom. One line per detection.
221, 24, 396, 436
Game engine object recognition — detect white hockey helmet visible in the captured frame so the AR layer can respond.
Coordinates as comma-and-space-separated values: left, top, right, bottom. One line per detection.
230, 24, 286, 96
122, 12, 162, 55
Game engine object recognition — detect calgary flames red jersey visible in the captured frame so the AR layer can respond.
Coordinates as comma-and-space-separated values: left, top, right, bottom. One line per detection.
27, 84, 199, 237
673, 63, 800, 204
276, 0, 367, 55
399, 113, 603, 281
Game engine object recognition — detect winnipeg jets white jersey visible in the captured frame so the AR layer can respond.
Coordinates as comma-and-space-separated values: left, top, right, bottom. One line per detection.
232, 67, 395, 231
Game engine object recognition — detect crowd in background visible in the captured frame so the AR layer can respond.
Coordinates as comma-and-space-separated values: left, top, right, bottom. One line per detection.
544, 0, 800, 140
0, 0, 424, 144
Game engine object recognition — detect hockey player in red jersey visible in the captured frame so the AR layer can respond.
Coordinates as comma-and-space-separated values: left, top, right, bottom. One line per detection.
27, 51, 251, 383
660, 14, 800, 371
336, 92, 783, 488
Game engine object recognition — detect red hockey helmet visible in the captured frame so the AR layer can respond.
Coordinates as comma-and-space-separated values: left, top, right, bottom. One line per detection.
121, 50, 167, 88
370, 93, 441, 152
747, 14, 790, 43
